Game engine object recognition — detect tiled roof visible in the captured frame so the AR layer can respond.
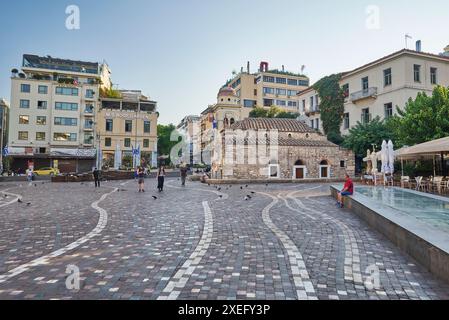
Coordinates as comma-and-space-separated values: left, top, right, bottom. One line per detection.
230, 118, 314, 133
227, 136, 337, 148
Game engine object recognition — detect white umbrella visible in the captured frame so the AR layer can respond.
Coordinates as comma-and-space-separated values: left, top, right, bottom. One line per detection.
133, 144, 141, 167
381, 140, 388, 173
114, 144, 122, 169
388, 140, 395, 174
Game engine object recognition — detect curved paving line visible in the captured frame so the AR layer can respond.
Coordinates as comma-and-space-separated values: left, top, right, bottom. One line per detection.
0, 188, 23, 208
157, 201, 214, 300
166, 180, 229, 200
285, 189, 364, 286
258, 191, 317, 300
0, 186, 118, 283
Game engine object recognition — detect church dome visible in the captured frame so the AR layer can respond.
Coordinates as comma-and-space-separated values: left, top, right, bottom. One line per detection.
217, 86, 237, 97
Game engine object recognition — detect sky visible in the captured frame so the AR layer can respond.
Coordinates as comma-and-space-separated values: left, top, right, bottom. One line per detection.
0, 0, 448, 125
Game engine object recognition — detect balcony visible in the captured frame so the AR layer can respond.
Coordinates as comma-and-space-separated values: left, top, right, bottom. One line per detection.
350, 87, 377, 103
305, 105, 320, 116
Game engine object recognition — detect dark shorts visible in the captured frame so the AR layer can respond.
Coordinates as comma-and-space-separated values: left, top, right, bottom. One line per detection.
340, 191, 353, 196
138, 178, 145, 184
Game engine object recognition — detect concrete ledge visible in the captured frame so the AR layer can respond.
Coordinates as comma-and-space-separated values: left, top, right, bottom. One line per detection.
330, 185, 449, 284
206, 178, 345, 185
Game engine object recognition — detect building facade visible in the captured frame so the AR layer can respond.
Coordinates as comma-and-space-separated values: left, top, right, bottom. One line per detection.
340, 47, 449, 135
0, 98, 9, 173
220, 118, 354, 180
98, 90, 158, 169
8, 54, 111, 173
225, 61, 309, 113
177, 115, 200, 166
297, 87, 323, 132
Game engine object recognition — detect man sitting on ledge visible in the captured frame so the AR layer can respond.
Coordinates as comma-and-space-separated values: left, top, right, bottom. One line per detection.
337, 173, 353, 208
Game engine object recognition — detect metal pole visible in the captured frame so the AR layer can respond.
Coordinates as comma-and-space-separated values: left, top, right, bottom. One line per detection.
0, 109, 4, 173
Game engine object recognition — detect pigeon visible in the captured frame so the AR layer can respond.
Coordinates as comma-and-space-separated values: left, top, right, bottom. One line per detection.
17, 199, 23, 203
244, 196, 250, 201
245, 185, 248, 188
250, 191, 255, 194
152, 196, 158, 200
229, 185, 232, 188
34, 184, 37, 187
26, 202, 31, 206
246, 195, 252, 199
219, 195, 223, 198
3, 194, 7, 198
208, 183, 210, 186
217, 187, 221, 191
80, 182, 84, 185
240, 186, 243, 190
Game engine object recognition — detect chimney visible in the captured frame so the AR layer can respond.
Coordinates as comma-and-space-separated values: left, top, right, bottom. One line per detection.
415, 40, 422, 52
247, 61, 250, 73
260, 61, 269, 72
282, 65, 285, 72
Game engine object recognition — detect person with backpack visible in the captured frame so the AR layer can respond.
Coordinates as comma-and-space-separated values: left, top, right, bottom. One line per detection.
93, 167, 101, 188
157, 165, 166, 192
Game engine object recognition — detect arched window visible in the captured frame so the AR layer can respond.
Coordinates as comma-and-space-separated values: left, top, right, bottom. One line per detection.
295, 160, 304, 166
319, 160, 330, 178
320, 160, 329, 165
230, 118, 235, 125
288, 133, 292, 138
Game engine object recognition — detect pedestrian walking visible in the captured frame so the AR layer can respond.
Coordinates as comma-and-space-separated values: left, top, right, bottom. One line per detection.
180, 162, 188, 186
157, 165, 166, 192
138, 166, 145, 192
93, 167, 101, 188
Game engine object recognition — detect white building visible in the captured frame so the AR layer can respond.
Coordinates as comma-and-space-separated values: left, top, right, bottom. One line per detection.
8, 54, 111, 173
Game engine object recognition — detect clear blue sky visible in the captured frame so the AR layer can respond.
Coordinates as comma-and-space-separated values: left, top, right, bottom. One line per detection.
1, 0, 448, 125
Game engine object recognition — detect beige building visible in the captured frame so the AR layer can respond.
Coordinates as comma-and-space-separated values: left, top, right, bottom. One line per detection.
297, 87, 323, 132
225, 61, 309, 113
8, 54, 110, 173
98, 90, 158, 168
220, 118, 354, 180
177, 115, 200, 165
340, 47, 449, 135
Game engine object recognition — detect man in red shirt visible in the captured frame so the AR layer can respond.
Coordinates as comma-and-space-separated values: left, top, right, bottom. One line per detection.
337, 173, 354, 208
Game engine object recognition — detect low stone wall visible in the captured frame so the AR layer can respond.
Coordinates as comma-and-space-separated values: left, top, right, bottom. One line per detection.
51, 171, 134, 183
330, 186, 449, 284
206, 178, 346, 185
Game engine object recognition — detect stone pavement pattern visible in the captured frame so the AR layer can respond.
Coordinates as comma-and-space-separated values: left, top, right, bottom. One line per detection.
0, 179, 448, 300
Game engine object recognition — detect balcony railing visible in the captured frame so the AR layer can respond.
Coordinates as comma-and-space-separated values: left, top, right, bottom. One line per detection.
350, 87, 377, 102
305, 105, 320, 116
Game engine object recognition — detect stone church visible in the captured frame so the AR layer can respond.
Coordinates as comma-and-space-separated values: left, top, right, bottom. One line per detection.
219, 118, 354, 180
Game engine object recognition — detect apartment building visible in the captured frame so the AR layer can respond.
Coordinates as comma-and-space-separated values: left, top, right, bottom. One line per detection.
0, 98, 9, 173
225, 61, 310, 113
339, 46, 449, 135
177, 115, 201, 166
297, 87, 322, 132
8, 54, 111, 173
98, 90, 158, 168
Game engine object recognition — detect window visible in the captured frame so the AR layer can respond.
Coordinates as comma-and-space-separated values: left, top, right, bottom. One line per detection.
315, 119, 320, 129
21, 84, 30, 93
302, 100, 306, 112
342, 83, 349, 99
276, 88, 286, 96
105, 137, 112, 147
243, 99, 256, 108
19, 115, 29, 124
263, 76, 274, 83
124, 138, 131, 148
253, 89, 257, 96
384, 103, 393, 119
288, 101, 297, 107
18, 131, 28, 140
143, 139, 149, 148
340, 160, 346, 168
276, 100, 286, 106
414, 64, 421, 82
144, 121, 151, 133
298, 79, 310, 86
20, 99, 30, 108
125, 120, 132, 132
85, 89, 94, 98
106, 119, 113, 131
85, 119, 93, 129
431, 67, 438, 85
343, 113, 350, 129
85, 104, 94, 113
37, 101, 47, 109
288, 79, 298, 86
54, 133, 77, 142
56, 87, 78, 96
84, 133, 94, 144
54, 117, 77, 126
361, 108, 370, 124
362, 77, 369, 91
36, 132, 46, 141
38, 85, 48, 94
268, 164, 280, 178
310, 120, 314, 129
287, 90, 297, 96
310, 96, 314, 108
36, 116, 46, 125
263, 87, 275, 94
275, 77, 286, 84
55, 102, 78, 111
263, 99, 273, 107
384, 68, 392, 86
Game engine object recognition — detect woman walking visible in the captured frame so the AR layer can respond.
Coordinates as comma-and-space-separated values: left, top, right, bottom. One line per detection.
138, 166, 145, 192
157, 165, 166, 192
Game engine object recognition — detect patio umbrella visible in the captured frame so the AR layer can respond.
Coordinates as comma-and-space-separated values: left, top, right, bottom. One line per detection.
388, 140, 395, 174
114, 144, 122, 169
381, 140, 388, 173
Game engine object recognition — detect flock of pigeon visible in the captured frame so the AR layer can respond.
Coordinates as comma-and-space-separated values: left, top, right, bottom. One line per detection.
207, 183, 262, 201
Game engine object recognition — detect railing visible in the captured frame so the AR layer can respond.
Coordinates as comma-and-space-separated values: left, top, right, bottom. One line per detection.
350, 87, 377, 102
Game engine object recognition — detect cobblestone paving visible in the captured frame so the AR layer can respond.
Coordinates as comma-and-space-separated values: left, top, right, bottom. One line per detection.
0, 179, 448, 300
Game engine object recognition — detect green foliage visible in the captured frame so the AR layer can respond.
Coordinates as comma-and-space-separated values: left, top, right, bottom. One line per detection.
342, 117, 396, 157
312, 74, 345, 144
100, 87, 122, 99
249, 106, 298, 119
122, 155, 133, 168
157, 124, 180, 163
389, 86, 449, 146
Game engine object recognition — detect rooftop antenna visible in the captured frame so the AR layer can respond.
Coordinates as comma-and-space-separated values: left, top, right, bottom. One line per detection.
405, 34, 413, 49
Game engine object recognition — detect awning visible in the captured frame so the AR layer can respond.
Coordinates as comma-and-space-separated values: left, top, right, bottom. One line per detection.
396, 136, 449, 158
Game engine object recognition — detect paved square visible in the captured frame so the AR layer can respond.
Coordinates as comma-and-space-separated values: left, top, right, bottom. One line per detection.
0, 179, 448, 300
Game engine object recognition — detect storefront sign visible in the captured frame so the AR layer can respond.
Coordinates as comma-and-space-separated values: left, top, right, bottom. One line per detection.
50, 148, 96, 157
104, 111, 151, 120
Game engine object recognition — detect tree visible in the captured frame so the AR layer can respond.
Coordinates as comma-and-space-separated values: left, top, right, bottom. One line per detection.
275, 111, 299, 119
313, 74, 345, 144
389, 86, 449, 146
249, 106, 298, 119
342, 117, 396, 157
157, 124, 180, 163
249, 107, 268, 118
